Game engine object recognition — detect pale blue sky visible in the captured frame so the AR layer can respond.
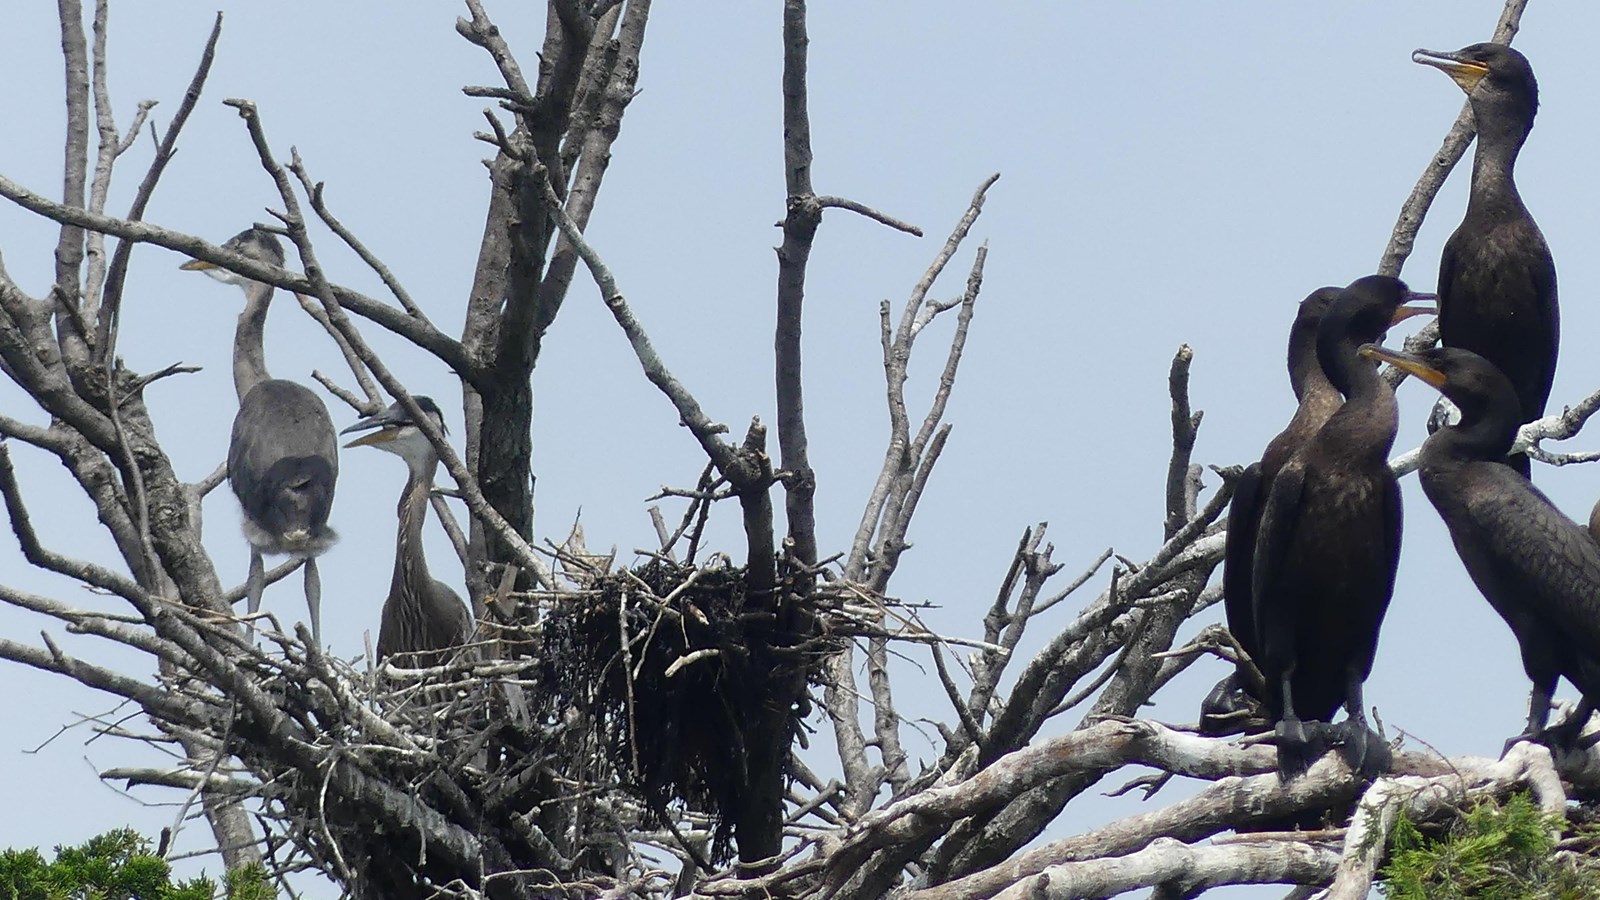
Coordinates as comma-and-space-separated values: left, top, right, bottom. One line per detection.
2, 2, 1598, 896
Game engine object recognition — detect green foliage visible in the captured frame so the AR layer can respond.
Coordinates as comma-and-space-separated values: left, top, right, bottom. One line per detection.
1380, 792, 1600, 899
0, 828, 271, 900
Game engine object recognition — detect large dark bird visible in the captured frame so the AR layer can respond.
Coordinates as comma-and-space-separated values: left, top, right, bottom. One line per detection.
1415, 43, 1557, 478
1200, 287, 1343, 736
1252, 276, 1432, 778
1364, 345, 1600, 752
343, 398, 474, 665
182, 229, 338, 644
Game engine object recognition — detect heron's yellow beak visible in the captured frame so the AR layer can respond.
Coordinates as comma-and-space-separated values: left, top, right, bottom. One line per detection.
179, 259, 217, 271
1359, 344, 1448, 389
344, 428, 401, 449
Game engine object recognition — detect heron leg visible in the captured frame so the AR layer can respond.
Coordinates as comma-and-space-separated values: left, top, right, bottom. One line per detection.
304, 557, 322, 647
245, 550, 265, 640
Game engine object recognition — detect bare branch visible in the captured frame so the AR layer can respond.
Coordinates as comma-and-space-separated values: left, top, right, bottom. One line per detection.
535, 169, 742, 477
1388, 383, 1600, 477
0, 178, 476, 378
301, 178, 428, 321
53, 0, 93, 367
988, 839, 1338, 900
816, 196, 922, 236
95, 11, 223, 359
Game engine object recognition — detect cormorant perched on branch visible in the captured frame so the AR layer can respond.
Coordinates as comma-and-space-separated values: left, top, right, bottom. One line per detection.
343, 398, 475, 665
1200, 288, 1342, 736
1415, 43, 1557, 479
182, 229, 338, 643
1364, 345, 1600, 752
1252, 276, 1433, 778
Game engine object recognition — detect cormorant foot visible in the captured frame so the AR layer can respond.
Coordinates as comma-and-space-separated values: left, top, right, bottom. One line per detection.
1533, 715, 1596, 756
1274, 717, 1326, 781
1336, 721, 1391, 778
1501, 731, 1541, 759
1199, 674, 1269, 737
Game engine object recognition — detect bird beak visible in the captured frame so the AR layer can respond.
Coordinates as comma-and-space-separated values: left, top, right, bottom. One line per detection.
1413, 48, 1491, 93
179, 259, 217, 271
343, 428, 400, 449
1390, 297, 1438, 325
341, 403, 410, 446
1359, 344, 1448, 389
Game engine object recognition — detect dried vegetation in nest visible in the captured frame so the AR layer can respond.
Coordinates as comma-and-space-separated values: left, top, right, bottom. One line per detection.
530, 554, 836, 862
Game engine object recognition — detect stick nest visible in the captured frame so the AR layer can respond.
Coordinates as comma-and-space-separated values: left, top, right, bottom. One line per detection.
531, 558, 836, 861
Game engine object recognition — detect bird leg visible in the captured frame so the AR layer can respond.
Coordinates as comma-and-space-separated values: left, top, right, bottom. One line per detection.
1575, 699, 1600, 750
1337, 675, 1390, 778
1540, 697, 1597, 752
1504, 680, 1556, 757
303, 557, 322, 648
1274, 672, 1323, 779
245, 549, 265, 640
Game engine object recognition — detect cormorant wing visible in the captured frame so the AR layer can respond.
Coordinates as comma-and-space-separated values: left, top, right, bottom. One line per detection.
1343, 472, 1404, 675
1250, 459, 1307, 659
1223, 461, 1265, 663
1439, 224, 1559, 422
1526, 242, 1559, 417
1460, 467, 1600, 652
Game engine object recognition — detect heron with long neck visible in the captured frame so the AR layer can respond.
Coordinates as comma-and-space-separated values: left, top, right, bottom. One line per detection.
182, 228, 338, 643
342, 397, 473, 664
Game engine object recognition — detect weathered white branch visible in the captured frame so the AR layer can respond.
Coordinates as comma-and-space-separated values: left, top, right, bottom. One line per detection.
990, 837, 1339, 900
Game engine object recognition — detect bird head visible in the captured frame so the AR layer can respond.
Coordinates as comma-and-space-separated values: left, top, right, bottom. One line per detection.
1358, 345, 1519, 432
179, 227, 286, 287
341, 396, 448, 470
1413, 43, 1538, 129
1286, 286, 1342, 398
1325, 275, 1436, 350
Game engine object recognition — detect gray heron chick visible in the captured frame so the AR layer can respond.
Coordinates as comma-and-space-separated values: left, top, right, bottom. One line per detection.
182, 228, 338, 644
342, 397, 474, 664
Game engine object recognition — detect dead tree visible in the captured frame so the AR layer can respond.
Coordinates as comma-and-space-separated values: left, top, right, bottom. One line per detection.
6, 0, 1600, 898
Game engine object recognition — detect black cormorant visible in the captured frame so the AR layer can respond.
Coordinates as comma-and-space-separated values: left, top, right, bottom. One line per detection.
1200, 287, 1343, 736
1415, 43, 1557, 479
1252, 275, 1432, 777
1363, 345, 1600, 752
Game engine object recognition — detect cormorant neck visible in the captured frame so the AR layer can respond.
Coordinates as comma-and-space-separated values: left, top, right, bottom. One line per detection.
1315, 322, 1381, 403
233, 281, 274, 401
1292, 352, 1338, 407
1467, 103, 1531, 205
1290, 376, 1342, 436
1428, 402, 1519, 466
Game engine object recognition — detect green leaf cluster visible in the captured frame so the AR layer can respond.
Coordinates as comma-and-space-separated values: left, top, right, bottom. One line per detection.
0, 828, 271, 900
1380, 791, 1600, 899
